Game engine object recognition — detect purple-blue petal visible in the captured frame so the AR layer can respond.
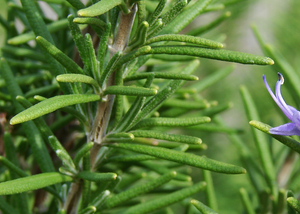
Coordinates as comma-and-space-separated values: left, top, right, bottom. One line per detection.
274, 73, 294, 120
292, 111, 300, 130
263, 75, 279, 104
288, 105, 298, 115
262, 75, 286, 114
269, 123, 300, 136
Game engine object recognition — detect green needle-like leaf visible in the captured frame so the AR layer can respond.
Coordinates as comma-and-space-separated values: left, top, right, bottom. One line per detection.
106, 143, 246, 174
99, 51, 123, 87
147, 0, 167, 26
16, 95, 88, 146
0, 58, 56, 173
78, 206, 96, 214
124, 181, 206, 214
105, 132, 135, 142
91, 190, 110, 209
0, 73, 50, 88
4, 58, 50, 69
152, 54, 196, 61
10, 94, 100, 125
239, 188, 256, 214
114, 74, 154, 132
77, 0, 123, 17
0, 173, 73, 195
74, 142, 94, 168
128, 21, 149, 49
8, 19, 68, 45
49, 136, 76, 171
140, 161, 191, 181
124, 72, 198, 81
240, 86, 277, 199
110, 46, 152, 79
133, 116, 211, 129
101, 171, 176, 210
188, 11, 231, 36
0, 156, 28, 178
0, 156, 61, 200
3, 133, 22, 178
67, 0, 84, 9
148, 0, 187, 37
104, 86, 157, 96
56, 74, 100, 89
191, 199, 218, 214
18, 0, 69, 94
73, 17, 106, 30
31, 95, 88, 127
67, 14, 90, 74
128, 60, 200, 129
106, 154, 155, 162
24, 84, 59, 98
203, 3, 224, 12
249, 120, 300, 154
130, 130, 202, 144
161, 0, 212, 34
203, 170, 218, 211
36, 36, 85, 74
3, 133, 30, 214
85, 33, 100, 80
277, 189, 286, 214
97, 23, 111, 69
149, 46, 274, 65
287, 191, 297, 214
76, 171, 117, 182
146, 34, 223, 49
1, 45, 47, 62
287, 197, 300, 212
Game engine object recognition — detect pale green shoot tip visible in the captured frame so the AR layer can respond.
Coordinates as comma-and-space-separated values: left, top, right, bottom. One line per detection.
225, 11, 231, 17
10, 117, 18, 125
142, 21, 149, 28
268, 58, 275, 65
190, 199, 198, 204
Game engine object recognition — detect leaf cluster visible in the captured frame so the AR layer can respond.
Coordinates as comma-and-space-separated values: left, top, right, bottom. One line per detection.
0, 0, 278, 213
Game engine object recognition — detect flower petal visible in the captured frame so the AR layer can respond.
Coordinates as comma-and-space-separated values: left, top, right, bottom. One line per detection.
263, 74, 279, 104
292, 111, 300, 130
263, 75, 287, 116
288, 105, 298, 115
274, 73, 294, 120
269, 123, 300, 136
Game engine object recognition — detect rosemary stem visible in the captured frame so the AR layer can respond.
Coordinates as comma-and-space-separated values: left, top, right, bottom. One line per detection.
89, 4, 137, 166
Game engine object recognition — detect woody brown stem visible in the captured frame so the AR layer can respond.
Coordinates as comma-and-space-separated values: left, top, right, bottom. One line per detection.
89, 4, 137, 167
64, 5, 137, 214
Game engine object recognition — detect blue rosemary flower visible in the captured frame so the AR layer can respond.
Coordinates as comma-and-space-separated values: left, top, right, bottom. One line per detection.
263, 72, 300, 136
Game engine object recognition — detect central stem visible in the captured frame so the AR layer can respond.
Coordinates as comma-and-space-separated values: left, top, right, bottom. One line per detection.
65, 5, 137, 214
89, 4, 137, 167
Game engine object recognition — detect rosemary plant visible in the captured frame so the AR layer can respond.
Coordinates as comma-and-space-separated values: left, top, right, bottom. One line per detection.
1, 0, 298, 213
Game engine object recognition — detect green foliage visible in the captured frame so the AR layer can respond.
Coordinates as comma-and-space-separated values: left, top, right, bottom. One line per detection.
0, 172, 73, 195
1, 0, 297, 213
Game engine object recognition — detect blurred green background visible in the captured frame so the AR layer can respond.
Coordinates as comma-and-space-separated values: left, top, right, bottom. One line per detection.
1, 0, 300, 213
188, 0, 300, 213
0, 0, 7, 47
